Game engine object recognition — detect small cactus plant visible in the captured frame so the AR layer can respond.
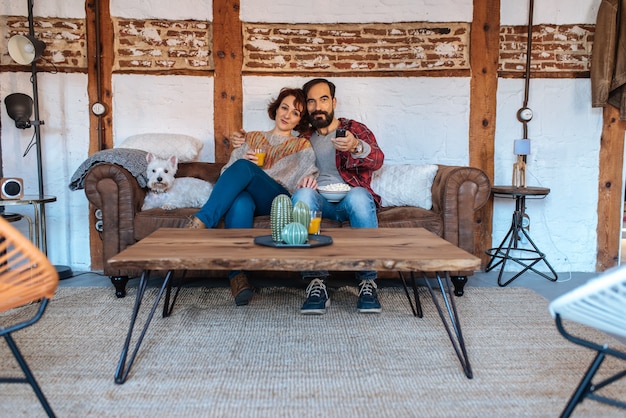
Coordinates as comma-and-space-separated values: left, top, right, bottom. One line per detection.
291, 201, 311, 230
270, 194, 293, 242
281, 222, 309, 245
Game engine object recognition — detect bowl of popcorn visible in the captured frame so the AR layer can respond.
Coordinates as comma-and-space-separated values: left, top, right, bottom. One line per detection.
318, 183, 351, 202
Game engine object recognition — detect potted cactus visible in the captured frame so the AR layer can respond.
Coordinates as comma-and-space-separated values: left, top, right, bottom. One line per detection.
291, 201, 311, 230
270, 194, 293, 242
281, 222, 309, 245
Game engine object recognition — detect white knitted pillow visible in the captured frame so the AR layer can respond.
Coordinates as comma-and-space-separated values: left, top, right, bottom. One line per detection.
118, 133, 203, 163
371, 164, 438, 209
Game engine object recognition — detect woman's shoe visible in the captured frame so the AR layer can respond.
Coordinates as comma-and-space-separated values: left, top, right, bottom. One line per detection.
230, 272, 254, 306
186, 217, 207, 229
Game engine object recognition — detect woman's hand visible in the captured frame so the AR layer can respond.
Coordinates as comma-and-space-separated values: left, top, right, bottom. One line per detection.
243, 149, 260, 164
298, 175, 318, 189
231, 129, 246, 148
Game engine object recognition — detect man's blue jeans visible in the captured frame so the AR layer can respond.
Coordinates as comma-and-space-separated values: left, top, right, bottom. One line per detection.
291, 187, 378, 281
194, 159, 290, 228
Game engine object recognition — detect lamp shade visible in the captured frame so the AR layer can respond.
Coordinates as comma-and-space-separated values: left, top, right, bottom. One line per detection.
8, 34, 46, 65
4, 93, 34, 129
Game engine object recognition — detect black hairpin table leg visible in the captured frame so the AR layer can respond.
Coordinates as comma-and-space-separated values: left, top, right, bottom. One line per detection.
422, 271, 473, 379
399, 271, 423, 318
115, 269, 174, 384
163, 270, 187, 318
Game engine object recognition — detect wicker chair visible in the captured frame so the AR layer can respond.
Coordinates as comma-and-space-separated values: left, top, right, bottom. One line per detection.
0, 216, 59, 417
549, 266, 626, 418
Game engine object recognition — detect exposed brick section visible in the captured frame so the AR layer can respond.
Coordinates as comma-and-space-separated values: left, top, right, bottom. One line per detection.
1, 16, 595, 77
242, 23, 470, 73
113, 18, 213, 71
1, 16, 86, 68
499, 24, 594, 73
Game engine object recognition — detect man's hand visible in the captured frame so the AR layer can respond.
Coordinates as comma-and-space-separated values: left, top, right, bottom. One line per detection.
298, 175, 318, 189
231, 129, 246, 148
331, 130, 358, 152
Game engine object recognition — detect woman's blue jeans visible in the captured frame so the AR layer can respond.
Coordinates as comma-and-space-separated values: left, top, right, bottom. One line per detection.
291, 187, 378, 281
194, 159, 290, 229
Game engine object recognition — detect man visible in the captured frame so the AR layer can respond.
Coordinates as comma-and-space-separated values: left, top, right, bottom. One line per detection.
293, 78, 385, 315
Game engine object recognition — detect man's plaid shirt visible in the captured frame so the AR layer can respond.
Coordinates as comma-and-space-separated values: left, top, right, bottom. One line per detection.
303, 117, 385, 208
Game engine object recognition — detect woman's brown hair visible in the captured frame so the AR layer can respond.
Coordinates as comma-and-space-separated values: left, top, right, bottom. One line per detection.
267, 88, 310, 134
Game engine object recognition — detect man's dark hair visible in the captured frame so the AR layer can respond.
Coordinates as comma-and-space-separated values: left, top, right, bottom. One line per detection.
302, 78, 336, 99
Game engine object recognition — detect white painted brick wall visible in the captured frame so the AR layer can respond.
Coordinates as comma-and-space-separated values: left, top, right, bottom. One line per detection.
0, 0, 612, 273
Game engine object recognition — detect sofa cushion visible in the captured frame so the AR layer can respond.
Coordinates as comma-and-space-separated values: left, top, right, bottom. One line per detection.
371, 164, 438, 209
135, 211, 345, 241
134, 208, 198, 241
252, 215, 342, 230
118, 133, 203, 162
377, 206, 443, 235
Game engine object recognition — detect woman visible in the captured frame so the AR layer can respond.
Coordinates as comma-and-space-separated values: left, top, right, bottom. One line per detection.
187, 87, 318, 306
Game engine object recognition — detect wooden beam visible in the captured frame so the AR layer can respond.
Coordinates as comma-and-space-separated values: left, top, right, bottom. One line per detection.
596, 105, 626, 271
86, 0, 114, 269
86, 0, 113, 153
469, 0, 499, 266
213, 0, 243, 163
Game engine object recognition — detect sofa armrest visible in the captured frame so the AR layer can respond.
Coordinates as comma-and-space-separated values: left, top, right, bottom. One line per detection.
431, 165, 491, 254
82, 161, 225, 275
83, 163, 146, 275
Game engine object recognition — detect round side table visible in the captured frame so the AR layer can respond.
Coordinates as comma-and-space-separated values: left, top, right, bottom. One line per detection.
1, 212, 34, 242
0, 195, 73, 280
0, 195, 56, 254
485, 186, 558, 286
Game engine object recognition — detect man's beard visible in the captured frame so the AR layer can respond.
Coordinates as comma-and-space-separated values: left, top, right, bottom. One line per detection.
309, 110, 334, 130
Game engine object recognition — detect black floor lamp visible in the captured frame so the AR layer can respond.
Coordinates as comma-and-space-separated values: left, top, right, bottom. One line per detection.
4, 0, 73, 279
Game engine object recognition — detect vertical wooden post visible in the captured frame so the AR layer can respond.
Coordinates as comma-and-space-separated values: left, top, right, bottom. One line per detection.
469, 0, 499, 266
86, 0, 113, 153
596, 105, 626, 270
212, 0, 243, 163
86, 0, 114, 269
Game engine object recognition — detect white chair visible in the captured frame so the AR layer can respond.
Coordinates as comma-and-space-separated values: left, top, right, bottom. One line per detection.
549, 266, 626, 417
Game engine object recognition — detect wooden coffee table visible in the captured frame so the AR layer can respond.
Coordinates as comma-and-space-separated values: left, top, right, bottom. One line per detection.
109, 228, 481, 383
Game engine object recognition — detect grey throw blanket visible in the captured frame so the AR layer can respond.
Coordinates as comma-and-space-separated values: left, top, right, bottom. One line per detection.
69, 148, 148, 191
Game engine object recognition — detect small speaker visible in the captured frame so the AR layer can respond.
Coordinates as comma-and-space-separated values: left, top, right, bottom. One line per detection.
1, 178, 24, 200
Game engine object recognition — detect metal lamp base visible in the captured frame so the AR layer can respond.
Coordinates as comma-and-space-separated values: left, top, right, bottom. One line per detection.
56, 265, 73, 280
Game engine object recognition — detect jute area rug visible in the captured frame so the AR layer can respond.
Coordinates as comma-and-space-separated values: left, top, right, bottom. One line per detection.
1, 285, 625, 417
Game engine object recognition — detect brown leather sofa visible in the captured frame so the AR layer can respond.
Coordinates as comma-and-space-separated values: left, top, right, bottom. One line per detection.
83, 161, 490, 298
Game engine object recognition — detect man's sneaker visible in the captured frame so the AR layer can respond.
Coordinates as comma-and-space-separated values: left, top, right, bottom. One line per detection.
301, 278, 330, 315
357, 280, 382, 313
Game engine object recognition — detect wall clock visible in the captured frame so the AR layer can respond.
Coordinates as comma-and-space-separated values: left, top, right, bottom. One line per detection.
517, 107, 533, 122
91, 102, 106, 116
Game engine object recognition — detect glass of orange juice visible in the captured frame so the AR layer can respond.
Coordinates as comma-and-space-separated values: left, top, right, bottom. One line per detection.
308, 210, 322, 235
254, 148, 266, 166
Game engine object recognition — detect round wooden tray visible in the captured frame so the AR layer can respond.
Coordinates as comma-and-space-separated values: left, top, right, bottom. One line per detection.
253, 234, 333, 248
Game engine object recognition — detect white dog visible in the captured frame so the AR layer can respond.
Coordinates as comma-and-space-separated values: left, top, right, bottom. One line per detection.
142, 153, 213, 210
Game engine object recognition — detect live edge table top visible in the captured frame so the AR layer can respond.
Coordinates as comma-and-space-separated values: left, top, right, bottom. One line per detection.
108, 228, 480, 273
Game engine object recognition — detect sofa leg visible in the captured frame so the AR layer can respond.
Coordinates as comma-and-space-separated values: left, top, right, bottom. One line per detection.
111, 276, 130, 298
450, 276, 467, 297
